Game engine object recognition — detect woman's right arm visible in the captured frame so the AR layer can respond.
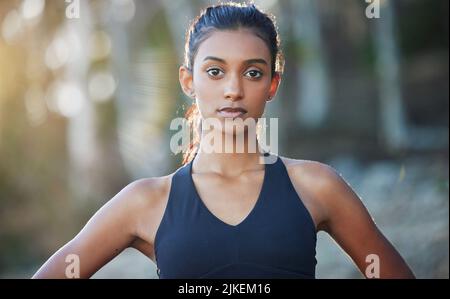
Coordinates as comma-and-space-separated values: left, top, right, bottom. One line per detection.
32, 179, 153, 279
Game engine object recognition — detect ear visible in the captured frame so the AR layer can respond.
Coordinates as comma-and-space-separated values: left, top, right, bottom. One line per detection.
179, 65, 195, 99
268, 72, 282, 101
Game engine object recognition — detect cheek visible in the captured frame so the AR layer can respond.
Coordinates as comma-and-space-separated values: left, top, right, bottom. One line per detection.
245, 77, 270, 96
191, 76, 211, 113
193, 75, 217, 103
245, 82, 269, 109
249, 102, 266, 118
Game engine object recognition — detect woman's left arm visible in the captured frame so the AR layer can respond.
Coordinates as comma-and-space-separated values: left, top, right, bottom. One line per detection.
307, 162, 416, 279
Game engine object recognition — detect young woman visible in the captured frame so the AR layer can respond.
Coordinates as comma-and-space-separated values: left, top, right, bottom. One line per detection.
33, 2, 415, 279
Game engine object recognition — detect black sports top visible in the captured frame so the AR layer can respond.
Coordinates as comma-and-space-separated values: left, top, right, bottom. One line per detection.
154, 153, 317, 278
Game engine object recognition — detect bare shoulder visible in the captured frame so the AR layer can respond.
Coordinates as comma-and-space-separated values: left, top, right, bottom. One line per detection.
105, 175, 169, 223
127, 174, 173, 209
280, 155, 374, 232
126, 172, 174, 232
279, 156, 343, 231
279, 156, 416, 278
279, 155, 349, 195
279, 156, 339, 188
122, 170, 179, 261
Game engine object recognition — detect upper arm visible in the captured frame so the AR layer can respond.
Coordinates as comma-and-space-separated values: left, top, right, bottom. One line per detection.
298, 162, 415, 279
32, 179, 155, 279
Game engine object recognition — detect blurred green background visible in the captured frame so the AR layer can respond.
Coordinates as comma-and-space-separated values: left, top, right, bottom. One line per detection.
0, 0, 448, 278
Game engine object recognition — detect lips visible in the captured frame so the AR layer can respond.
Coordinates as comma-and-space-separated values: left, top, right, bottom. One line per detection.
217, 107, 248, 118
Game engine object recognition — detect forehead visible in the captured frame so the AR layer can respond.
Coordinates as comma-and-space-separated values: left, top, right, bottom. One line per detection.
195, 29, 271, 65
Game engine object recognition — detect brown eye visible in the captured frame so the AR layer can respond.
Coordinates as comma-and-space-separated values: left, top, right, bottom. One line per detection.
245, 70, 262, 79
206, 68, 224, 77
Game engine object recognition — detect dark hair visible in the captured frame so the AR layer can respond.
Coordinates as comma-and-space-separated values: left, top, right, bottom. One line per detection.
181, 1, 284, 165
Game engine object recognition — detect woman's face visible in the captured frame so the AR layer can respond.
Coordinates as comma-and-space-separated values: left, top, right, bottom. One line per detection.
179, 29, 281, 136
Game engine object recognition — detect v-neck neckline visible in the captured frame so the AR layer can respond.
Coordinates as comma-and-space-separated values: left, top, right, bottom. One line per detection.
188, 153, 276, 229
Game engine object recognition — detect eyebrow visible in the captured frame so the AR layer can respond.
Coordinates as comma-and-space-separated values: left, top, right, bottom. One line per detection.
202, 56, 268, 66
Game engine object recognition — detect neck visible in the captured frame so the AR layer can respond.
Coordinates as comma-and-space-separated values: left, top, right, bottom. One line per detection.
194, 129, 265, 176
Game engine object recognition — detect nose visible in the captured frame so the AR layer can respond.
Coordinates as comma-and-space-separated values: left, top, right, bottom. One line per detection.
223, 74, 244, 101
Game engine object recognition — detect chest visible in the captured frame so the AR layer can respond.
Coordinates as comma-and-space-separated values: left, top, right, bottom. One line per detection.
191, 171, 265, 226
